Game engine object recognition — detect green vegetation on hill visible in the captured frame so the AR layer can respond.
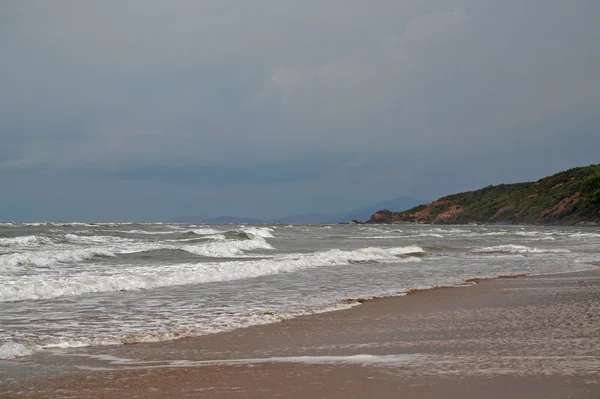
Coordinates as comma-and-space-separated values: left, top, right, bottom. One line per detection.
368, 164, 600, 225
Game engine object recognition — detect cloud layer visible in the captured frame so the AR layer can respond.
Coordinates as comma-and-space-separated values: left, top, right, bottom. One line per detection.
1, 1, 599, 220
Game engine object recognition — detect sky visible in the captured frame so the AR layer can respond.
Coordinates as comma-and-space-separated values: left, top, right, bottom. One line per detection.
1, 1, 599, 221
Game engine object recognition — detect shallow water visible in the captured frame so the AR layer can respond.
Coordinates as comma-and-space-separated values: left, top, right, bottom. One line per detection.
1, 222, 599, 360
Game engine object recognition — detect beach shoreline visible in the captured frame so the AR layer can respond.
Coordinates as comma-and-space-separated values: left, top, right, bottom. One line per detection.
2, 267, 599, 398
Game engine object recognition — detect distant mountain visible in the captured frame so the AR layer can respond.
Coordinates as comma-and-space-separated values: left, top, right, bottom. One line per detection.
368, 164, 600, 225
171, 215, 263, 224
208, 216, 263, 224
171, 215, 213, 223
271, 212, 330, 224
172, 196, 427, 224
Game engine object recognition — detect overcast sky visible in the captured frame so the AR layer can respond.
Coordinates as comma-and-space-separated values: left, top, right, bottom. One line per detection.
1, 1, 599, 221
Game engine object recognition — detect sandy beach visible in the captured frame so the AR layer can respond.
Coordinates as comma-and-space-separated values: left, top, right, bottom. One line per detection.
2, 267, 599, 398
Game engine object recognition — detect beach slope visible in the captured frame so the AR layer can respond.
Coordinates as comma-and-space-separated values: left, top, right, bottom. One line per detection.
2, 269, 599, 398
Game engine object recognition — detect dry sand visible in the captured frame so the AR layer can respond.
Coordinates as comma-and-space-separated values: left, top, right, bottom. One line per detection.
2, 268, 599, 398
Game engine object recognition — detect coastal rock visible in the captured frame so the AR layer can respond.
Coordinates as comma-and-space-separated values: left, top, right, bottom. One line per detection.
540, 192, 581, 217
491, 205, 515, 219
435, 205, 464, 221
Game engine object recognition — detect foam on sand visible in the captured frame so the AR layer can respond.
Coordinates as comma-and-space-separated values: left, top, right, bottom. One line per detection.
0, 341, 36, 359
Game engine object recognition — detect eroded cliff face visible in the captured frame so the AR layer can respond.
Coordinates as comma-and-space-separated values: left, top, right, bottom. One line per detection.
367, 165, 600, 225
368, 203, 464, 224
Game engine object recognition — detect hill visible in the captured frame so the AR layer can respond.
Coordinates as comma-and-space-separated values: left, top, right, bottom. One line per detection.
368, 165, 600, 225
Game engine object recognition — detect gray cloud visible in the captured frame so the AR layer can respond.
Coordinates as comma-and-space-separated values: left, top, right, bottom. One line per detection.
1, 1, 599, 221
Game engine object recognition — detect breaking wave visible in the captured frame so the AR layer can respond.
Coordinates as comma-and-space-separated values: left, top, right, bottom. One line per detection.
0, 248, 116, 268
0, 235, 53, 246
241, 227, 274, 238
181, 237, 273, 257
0, 229, 275, 269
0, 246, 421, 302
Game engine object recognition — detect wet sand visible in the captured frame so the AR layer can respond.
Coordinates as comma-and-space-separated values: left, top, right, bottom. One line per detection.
2, 268, 599, 398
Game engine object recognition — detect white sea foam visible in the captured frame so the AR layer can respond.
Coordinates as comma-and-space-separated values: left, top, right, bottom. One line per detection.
0, 248, 116, 268
473, 244, 570, 254
63, 234, 136, 244
106, 228, 221, 236
182, 236, 273, 257
0, 232, 273, 270
514, 231, 556, 240
242, 227, 274, 238
0, 235, 53, 246
357, 245, 424, 256
48, 222, 95, 227
164, 234, 227, 243
0, 246, 421, 302
203, 353, 421, 367
192, 228, 224, 235
22, 301, 360, 352
349, 235, 407, 239
0, 341, 36, 359
75, 353, 427, 370
1, 233, 135, 248
568, 232, 600, 238
109, 229, 180, 235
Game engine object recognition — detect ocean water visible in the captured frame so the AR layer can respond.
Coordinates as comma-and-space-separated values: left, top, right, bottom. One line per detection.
1, 222, 599, 360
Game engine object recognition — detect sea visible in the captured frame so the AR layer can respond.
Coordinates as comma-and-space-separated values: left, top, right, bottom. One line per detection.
1, 222, 599, 363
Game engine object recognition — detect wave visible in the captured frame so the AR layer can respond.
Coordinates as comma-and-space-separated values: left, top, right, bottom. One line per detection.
0, 246, 421, 302
515, 231, 552, 237
120, 234, 274, 259
120, 248, 195, 259
0, 235, 53, 246
0, 239, 272, 269
241, 227, 274, 238
0, 233, 135, 248
107, 229, 185, 235
0, 248, 116, 268
472, 245, 570, 255
349, 235, 407, 239
0, 227, 275, 268
50, 222, 96, 227
356, 245, 424, 256
109, 227, 222, 236
181, 236, 273, 257
18, 222, 96, 227
568, 232, 600, 238
63, 233, 137, 244
192, 227, 225, 235
513, 232, 556, 240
